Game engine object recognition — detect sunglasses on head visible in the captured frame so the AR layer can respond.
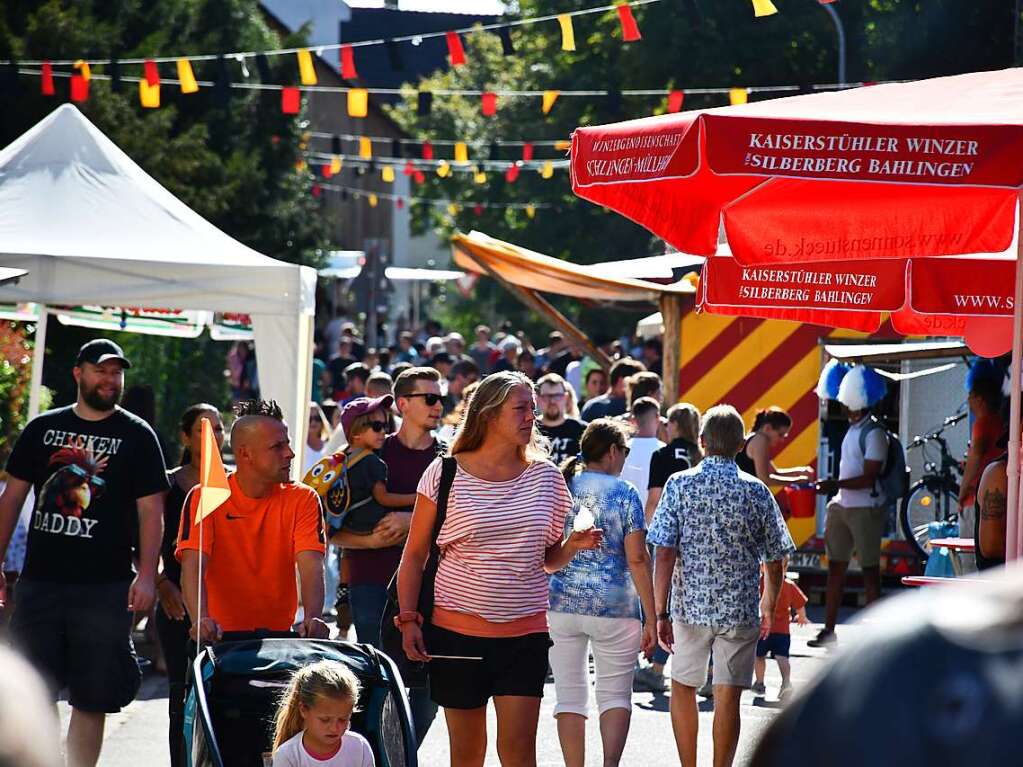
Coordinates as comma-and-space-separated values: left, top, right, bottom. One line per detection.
405, 393, 443, 406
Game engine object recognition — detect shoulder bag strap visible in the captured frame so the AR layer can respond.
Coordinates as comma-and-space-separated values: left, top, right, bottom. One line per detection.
431, 456, 457, 541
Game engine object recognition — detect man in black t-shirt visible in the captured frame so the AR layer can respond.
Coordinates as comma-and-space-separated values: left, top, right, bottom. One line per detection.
536, 373, 586, 467
0, 338, 168, 767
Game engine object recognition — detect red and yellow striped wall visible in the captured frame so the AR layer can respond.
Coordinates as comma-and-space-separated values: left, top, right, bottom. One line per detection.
675, 308, 871, 546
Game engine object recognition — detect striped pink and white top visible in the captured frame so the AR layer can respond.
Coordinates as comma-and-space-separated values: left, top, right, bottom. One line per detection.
417, 457, 570, 624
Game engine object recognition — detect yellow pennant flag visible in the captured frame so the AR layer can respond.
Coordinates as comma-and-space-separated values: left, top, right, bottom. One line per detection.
525, 204, 536, 219
330, 156, 343, 174
359, 136, 372, 159
348, 88, 368, 118
436, 160, 452, 178
74, 60, 91, 81
542, 90, 560, 115
195, 417, 230, 523
474, 170, 487, 185
297, 49, 317, 85
554, 140, 571, 151
541, 161, 554, 179
139, 79, 160, 108
751, 0, 778, 16
729, 87, 749, 105
381, 165, 395, 182
557, 14, 576, 51
447, 202, 460, 216
368, 193, 379, 208
454, 142, 469, 163
177, 59, 199, 94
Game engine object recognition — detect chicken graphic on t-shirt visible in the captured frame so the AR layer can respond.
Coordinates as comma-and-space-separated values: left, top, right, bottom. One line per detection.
39, 446, 108, 518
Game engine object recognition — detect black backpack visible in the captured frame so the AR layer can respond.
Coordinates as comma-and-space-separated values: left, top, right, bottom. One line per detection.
858, 417, 910, 500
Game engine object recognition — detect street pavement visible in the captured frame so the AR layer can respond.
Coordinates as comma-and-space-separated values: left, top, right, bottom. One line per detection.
65, 606, 858, 767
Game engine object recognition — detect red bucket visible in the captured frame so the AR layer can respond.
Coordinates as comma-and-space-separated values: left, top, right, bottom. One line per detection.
784, 484, 817, 518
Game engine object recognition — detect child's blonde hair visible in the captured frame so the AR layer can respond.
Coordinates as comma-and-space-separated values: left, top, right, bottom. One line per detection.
272, 660, 361, 750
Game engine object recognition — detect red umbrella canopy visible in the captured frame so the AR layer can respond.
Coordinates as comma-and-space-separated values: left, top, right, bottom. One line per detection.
572, 68, 1023, 356
571, 68, 1023, 264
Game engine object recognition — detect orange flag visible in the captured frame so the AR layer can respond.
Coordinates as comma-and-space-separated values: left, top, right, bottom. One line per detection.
195, 418, 230, 523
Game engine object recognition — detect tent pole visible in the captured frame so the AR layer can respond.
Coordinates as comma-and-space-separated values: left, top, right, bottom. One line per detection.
1008, 192, 1023, 562
660, 293, 684, 406
27, 306, 48, 420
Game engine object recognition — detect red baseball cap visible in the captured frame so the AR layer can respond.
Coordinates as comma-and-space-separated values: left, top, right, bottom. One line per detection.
340, 395, 394, 439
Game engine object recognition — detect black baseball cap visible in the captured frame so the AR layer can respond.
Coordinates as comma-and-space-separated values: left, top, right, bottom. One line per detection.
76, 338, 131, 368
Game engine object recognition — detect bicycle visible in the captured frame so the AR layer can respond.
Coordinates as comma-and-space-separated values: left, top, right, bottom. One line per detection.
899, 411, 966, 559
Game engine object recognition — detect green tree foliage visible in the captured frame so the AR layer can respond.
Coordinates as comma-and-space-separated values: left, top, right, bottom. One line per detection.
384, 0, 1015, 339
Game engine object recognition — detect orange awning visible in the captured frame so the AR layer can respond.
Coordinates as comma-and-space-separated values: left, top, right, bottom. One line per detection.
451, 230, 694, 304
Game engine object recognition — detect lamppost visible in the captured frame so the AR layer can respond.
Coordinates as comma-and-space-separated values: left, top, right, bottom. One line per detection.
818, 2, 847, 87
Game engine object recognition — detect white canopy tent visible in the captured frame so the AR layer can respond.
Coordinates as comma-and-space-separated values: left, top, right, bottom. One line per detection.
0, 104, 317, 474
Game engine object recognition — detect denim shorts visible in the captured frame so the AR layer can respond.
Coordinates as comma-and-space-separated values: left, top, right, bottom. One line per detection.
11, 579, 141, 713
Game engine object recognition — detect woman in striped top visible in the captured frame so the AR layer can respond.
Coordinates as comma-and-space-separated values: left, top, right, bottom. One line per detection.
396, 371, 602, 767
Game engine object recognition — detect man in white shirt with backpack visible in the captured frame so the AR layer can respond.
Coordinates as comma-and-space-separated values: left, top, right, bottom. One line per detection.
811, 404, 889, 649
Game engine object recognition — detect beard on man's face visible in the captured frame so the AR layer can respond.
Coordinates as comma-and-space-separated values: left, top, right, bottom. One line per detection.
80, 380, 121, 411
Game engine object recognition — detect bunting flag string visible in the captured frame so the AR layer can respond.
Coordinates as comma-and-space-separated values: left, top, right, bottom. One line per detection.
13, 65, 881, 110
13, 0, 661, 68
316, 180, 557, 212
303, 149, 570, 174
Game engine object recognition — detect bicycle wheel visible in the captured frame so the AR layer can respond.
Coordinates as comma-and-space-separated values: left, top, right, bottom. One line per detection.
900, 479, 958, 558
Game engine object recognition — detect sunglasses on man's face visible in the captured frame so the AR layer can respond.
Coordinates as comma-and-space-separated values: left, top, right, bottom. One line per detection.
405, 393, 443, 407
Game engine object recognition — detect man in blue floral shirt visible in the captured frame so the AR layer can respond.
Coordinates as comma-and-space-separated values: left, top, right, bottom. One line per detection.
648, 404, 794, 767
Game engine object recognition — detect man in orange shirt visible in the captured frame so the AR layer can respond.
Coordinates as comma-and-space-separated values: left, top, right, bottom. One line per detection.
177, 400, 328, 641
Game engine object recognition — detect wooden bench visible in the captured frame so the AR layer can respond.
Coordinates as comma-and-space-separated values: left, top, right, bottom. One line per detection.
929, 537, 975, 576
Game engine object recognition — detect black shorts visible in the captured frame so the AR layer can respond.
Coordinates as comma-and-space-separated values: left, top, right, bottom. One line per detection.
11, 580, 142, 713
756, 632, 792, 659
424, 623, 551, 710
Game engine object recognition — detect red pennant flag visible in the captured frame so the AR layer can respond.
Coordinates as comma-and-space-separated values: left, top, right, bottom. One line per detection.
311, 184, 322, 198
473, 203, 484, 216
446, 31, 466, 66
321, 163, 333, 179
616, 5, 642, 42
413, 170, 425, 184
396, 197, 405, 209
402, 160, 415, 176
144, 59, 159, 86
481, 92, 497, 116
281, 87, 300, 114
40, 61, 55, 96
667, 89, 685, 113
70, 74, 89, 102
505, 165, 520, 183
421, 141, 434, 160
340, 45, 358, 79
521, 143, 534, 162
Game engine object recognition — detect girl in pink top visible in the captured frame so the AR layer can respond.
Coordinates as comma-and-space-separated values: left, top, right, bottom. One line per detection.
396, 371, 602, 767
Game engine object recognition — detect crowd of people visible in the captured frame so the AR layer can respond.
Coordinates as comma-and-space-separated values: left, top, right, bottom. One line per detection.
6, 320, 979, 767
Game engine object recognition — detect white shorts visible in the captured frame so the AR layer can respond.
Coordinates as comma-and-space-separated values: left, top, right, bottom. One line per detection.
548, 612, 642, 717
670, 623, 759, 689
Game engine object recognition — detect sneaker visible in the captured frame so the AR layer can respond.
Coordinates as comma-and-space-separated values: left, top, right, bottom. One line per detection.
806, 629, 837, 648
697, 679, 714, 698
633, 666, 667, 693
778, 683, 794, 701
751, 681, 766, 695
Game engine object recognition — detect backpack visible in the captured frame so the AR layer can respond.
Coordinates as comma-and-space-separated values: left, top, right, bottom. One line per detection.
858, 417, 910, 501
302, 448, 374, 529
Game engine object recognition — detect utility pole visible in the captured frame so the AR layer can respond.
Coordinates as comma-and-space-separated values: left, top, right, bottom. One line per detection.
818, 2, 847, 86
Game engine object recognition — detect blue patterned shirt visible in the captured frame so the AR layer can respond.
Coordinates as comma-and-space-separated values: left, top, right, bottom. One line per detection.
549, 471, 647, 619
647, 456, 795, 628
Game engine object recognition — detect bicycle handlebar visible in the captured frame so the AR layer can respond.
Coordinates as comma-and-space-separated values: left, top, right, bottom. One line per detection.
943, 411, 967, 427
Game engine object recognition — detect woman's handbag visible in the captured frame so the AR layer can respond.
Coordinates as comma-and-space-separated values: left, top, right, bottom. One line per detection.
380, 456, 457, 688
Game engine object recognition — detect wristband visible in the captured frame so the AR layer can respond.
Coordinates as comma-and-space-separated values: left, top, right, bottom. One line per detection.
657, 612, 671, 620
393, 611, 423, 629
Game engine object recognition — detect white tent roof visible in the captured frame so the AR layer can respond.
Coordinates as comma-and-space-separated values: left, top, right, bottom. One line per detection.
0, 105, 316, 471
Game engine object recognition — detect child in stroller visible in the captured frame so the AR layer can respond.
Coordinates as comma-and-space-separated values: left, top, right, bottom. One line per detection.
271, 659, 372, 766
184, 638, 416, 767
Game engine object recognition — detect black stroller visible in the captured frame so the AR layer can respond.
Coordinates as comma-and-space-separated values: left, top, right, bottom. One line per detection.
183, 638, 417, 767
